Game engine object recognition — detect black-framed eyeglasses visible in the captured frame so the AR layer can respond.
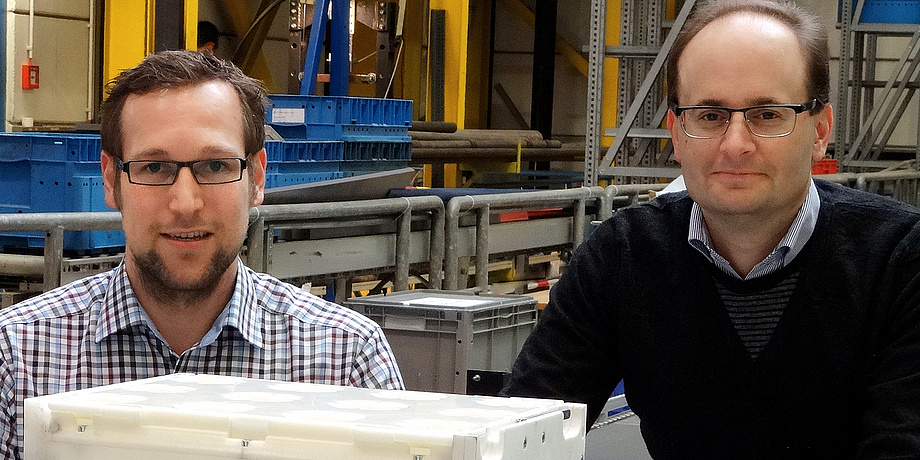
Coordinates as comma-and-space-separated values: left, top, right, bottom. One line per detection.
670, 99, 819, 139
115, 157, 248, 186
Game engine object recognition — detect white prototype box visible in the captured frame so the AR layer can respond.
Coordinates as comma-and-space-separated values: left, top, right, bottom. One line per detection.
24, 373, 586, 459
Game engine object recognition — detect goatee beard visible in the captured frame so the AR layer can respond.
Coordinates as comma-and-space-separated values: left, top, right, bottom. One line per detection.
132, 246, 240, 307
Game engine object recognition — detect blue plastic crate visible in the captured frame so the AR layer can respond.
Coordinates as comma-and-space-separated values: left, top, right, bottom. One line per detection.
343, 141, 412, 161
266, 161, 341, 175
0, 132, 102, 162
0, 161, 125, 252
266, 95, 412, 142
0, 134, 115, 253
0, 133, 364, 252
265, 171, 344, 188
341, 160, 411, 177
0, 175, 123, 252
0, 160, 110, 214
0, 229, 125, 254
264, 140, 344, 162
841, 0, 920, 23
271, 123, 410, 142
339, 125, 411, 143
336, 96, 413, 126
268, 94, 412, 126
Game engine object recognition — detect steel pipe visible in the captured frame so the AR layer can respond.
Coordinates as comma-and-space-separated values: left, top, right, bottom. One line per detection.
443, 187, 604, 290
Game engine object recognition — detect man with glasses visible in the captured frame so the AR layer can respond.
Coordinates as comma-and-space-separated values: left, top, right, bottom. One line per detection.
0, 50, 403, 458
503, 0, 920, 456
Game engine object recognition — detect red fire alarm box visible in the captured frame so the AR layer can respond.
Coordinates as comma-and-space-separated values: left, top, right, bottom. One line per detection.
22, 60, 39, 90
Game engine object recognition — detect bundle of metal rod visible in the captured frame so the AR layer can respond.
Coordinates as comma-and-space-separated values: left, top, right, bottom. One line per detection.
409, 146, 584, 162
408, 129, 581, 162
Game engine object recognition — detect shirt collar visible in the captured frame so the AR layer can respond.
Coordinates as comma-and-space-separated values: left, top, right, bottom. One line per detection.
95, 262, 149, 342
95, 258, 265, 349
688, 179, 820, 280
200, 258, 265, 348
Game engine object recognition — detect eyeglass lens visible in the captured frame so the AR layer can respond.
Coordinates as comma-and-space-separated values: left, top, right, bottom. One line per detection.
126, 159, 245, 185
681, 106, 798, 138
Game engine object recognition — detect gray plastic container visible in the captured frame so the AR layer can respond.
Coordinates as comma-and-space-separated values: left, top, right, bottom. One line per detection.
345, 290, 538, 395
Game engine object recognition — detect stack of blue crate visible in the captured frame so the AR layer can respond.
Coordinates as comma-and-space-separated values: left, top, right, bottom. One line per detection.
0, 132, 123, 252
265, 94, 412, 178
262, 140, 345, 187
0, 96, 413, 253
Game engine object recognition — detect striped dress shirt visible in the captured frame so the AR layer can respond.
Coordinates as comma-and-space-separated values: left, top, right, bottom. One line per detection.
688, 179, 820, 280
0, 258, 403, 459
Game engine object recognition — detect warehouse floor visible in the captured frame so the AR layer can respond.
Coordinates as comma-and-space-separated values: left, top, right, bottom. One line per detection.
585, 412, 651, 459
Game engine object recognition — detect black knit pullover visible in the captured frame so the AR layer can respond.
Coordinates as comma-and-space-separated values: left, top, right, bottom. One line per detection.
503, 180, 920, 458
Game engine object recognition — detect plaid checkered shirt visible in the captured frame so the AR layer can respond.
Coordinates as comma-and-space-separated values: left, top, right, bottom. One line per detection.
0, 258, 404, 459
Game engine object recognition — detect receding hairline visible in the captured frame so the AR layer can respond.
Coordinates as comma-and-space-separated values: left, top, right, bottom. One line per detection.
674, 10, 811, 100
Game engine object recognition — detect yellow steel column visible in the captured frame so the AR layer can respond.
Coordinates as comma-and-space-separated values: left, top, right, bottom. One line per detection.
103, 0, 200, 85
427, 0, 468, 129
600, 0, 622, 156
103, 0, 152, 85
402, 0, 426, 120
185, 0, 199, 50
427, 0, 470, 186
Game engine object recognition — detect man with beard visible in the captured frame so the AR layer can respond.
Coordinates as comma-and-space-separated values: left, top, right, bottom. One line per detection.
0, 50, 403, 458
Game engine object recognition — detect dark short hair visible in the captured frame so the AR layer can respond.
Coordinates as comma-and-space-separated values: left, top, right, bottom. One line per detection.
666, 0, 829, 114
99, 50, 268, 160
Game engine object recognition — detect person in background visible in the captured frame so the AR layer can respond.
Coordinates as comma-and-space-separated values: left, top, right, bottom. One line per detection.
197, 20, 220, 53
502, 0, 920, 457
0, 50, 403, 459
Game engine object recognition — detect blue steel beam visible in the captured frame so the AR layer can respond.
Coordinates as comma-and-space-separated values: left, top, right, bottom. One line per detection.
329, 0, 350, 95
300, 0, 349, 96
300, 0, 330, 95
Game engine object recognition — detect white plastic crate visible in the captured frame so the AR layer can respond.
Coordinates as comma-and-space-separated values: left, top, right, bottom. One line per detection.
24, 373, 585, 459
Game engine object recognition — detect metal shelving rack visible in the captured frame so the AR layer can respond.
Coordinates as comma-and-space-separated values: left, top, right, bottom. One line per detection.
836, 0, 920, 170
587, 0, 920, 185
584, 0, 696, 186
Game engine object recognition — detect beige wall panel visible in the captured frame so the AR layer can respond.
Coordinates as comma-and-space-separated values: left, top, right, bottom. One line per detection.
7, 0, 90, 18
6, 12, 91, 127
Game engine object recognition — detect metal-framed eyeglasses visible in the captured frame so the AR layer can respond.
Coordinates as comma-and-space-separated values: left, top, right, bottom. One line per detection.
670, 99, 819, 139
115, 157, 248, 186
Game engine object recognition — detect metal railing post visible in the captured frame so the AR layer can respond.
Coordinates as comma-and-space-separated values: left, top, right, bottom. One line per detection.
394, 209, 412, 291
42, 226, 64, 292
246, 211, 266, 273
428, 206, 445, 290
475, 206, 490, 292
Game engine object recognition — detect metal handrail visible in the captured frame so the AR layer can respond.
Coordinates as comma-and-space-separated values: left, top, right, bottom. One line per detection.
0, 196, 445, 296
601, 183, 670, 220
246, 196, 445, 295
4, 170, 920, 296
0, 212, 122, 291
443, 187, 606, 291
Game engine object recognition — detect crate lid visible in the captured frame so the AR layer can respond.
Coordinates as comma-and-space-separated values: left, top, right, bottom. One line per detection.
344, 289, 536, 311
25, 373, 585, 459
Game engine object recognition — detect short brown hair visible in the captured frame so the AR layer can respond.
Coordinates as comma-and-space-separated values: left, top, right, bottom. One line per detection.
99, 50, 268, 160
666, 0, 829, 113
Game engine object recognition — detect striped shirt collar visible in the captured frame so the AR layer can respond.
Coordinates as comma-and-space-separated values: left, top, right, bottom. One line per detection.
95, 258, 264, 349
688, 179, 820, 280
